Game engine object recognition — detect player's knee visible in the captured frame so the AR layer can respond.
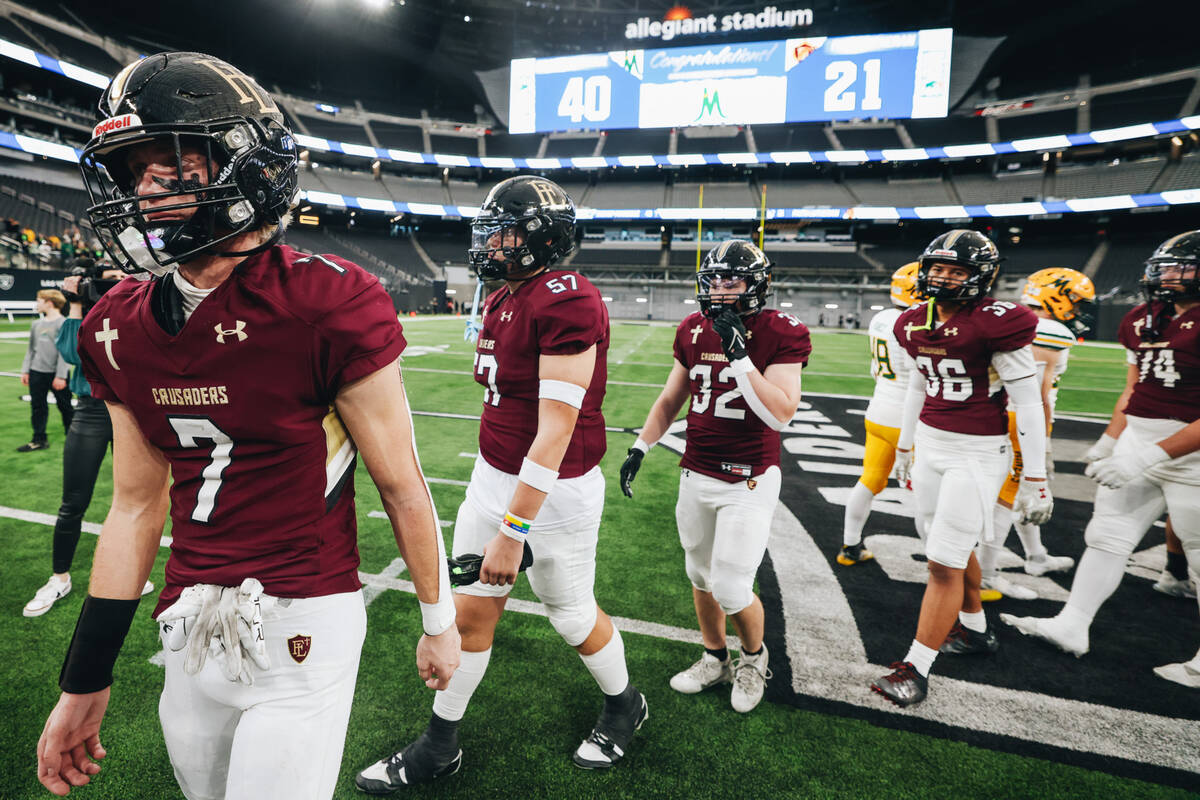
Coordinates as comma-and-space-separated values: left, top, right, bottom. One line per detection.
711, 570, 754, 615
546, 603, 597, 647
860, 470, 888, 495
1083, 518, 1139, 556
683, 553, 711, 593
925, 530, 972, 570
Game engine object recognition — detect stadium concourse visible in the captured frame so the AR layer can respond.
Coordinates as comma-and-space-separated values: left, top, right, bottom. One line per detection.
1, 0, 1199, 797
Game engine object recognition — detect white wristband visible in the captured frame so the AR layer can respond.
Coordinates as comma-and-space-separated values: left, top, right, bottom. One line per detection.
539, 379, 586, 409
632, 438, 650, 454
727, 356, 755, 377
518, 457, 559, 494
419, 593, 456, 636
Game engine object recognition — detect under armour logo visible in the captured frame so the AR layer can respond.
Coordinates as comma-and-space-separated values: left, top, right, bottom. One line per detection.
500, 311, 513, 322
95, 318, 120, 371
690, 324, 703, 344
1183, 321, 1195, 330
943, 327, 959, 336
214, 321, 248, 343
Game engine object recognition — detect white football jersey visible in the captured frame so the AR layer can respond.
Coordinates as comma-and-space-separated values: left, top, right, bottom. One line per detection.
865, 307, 913, 428
1007, 315, 1076, 416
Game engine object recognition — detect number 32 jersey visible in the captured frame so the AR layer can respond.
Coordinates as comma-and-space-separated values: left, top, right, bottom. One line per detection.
674, 309, 811, 483
474, 270, 609, 478
894, 299, 1037, 436
78, 245, 406, 613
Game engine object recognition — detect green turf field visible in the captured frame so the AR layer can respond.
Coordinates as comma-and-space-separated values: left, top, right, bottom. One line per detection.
2, 314, 1184, 800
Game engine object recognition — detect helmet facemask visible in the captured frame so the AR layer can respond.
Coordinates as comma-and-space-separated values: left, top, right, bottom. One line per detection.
1142, 259, 1200, 304
697, 267, 770, 319
468, 219, 543, 281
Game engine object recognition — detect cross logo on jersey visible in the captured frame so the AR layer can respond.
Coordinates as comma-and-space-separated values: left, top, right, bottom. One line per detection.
214, 321, 248, 343
691, 324, 704, 344
95, 318, 120, 370
500, 311, 513, 322
288, 634, 312, 663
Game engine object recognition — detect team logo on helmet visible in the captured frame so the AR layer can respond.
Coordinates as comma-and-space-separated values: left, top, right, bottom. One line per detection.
1021, 268, 1095, 330
696, 239, 772, 319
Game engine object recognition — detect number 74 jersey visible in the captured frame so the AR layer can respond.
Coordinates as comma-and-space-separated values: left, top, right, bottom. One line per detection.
1120, 303, 1200, 423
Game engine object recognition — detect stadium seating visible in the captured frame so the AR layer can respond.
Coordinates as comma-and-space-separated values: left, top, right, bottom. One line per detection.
370, 122, 425, 151
1051, 159, 1163, 199
300, 115, 370, 144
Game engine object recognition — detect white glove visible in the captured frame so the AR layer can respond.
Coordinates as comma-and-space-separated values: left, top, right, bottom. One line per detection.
158, 584, 208, 652
892, 448, 914, 488
1085, 444, 1169, 489
234, 578, 270, 675
1083, 433, 1118, 463
155, 580, 270, 685
1013, 477, 1054, 525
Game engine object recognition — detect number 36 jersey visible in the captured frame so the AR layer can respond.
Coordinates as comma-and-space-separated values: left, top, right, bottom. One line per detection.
894, 299, 1037, 436
674, 309, 811, 483
474, 270, 609, 478
1119, 303, 1200, 423
78, 245, 406, 613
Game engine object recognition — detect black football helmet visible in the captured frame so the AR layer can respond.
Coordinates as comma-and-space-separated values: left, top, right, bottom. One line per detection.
916, 229, 1002, 302
696, 239, 772, 319
468, 176, 576, 281
79, 52, 299, 276
1142, 230, 1200, 303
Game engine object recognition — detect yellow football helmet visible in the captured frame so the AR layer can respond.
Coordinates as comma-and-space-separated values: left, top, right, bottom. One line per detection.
890, 262, 921, 307
1020, 267, 1096, 322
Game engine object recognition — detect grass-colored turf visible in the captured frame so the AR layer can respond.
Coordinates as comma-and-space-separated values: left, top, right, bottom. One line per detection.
0, 315, 1176, 800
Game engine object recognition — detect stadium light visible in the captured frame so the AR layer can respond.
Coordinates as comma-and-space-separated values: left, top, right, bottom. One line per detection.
463, 14, 471, 21
445, 289, 457, 295
869, 304, 884, 310
362, 0, 388, 9
780, 302, 794, 308
601, 296, 614, 302
682, 298, 696, 304
635, 297, 648, 303
824, 303, 838, 309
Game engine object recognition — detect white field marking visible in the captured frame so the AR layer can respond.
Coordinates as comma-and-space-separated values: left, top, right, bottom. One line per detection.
459, 452, 478, 459
428, 477, 470, 486
0, 505, 173, 547
795, 460, 863, 476
611, 325, 657, 366
363, 557, 408, 607
366, 511, 454, 528
766, 502, 1200, 776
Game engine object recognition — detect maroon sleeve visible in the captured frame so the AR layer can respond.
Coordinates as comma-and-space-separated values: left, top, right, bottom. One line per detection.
987, 303, 1038, 352
673, 318, 691, 366
770, 313, 812, 365
1117, 307, 1141, 351
77, 300, 120, 402
534, 280, 606, 356
309, 266, 407, 397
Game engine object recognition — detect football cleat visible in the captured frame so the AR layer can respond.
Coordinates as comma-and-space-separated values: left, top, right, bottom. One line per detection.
1153, 659, 1200, 688
837, 543, 874, 566
572, 688, 647, 769
871, 661, 928, 707
730, 646, 771, 713
939, 622, 999, 655
669, 652, 732, 694
1024, 553, 1075, 577
981, 574, 1039, 601
1152, 571, 1197, 599
999, 613, 1089, 657
355, 740, 462, 793
23, 575, 71, 617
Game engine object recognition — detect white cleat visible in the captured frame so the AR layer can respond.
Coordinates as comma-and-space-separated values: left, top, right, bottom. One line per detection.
982, 574, 1039, 601
23, 575, 71, 617
669, 652, 733, 694
142, 580, 155, 596
1153, 660, 1200, 688
1000, 613, 1089, 657
1024, 553, 1075, 577
730, 645, 772, 713
1152, 571, 1197, 600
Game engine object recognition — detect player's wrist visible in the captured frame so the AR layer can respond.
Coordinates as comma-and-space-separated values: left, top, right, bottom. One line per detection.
59, 595, 140, 694
630, 438, 650, 454
499, 511, 533, 542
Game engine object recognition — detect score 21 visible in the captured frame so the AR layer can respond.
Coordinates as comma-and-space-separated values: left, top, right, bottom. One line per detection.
823, 58, 882, 113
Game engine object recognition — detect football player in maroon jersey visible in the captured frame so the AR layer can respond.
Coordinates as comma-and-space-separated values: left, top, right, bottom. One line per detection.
356, 176, 646, 792
1002, 231, 1200, 688
872, 230, 1054, 707
620, 240, 810, 713
36, 53, 460, 800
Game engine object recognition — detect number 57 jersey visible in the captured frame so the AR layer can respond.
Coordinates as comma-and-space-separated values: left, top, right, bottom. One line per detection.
77, 246, 407, 613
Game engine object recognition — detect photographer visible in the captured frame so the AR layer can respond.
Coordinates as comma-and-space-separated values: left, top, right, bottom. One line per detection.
22, 260, 152, 617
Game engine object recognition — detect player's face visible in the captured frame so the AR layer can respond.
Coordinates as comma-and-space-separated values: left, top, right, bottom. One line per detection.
124, 139, 214, 221
709, 275, 747, 306
927, 262, 971, 291
486, 227, 526, 262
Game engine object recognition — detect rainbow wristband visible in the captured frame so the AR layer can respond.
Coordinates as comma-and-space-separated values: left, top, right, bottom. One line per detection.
501, 512, 533, 542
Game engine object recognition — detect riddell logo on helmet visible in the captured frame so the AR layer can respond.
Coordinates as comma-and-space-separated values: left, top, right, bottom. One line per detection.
931, 248, 957, 258
92, 114, 142, 139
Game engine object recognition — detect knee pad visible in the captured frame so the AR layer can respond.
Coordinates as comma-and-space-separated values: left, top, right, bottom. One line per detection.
924, 523, 974, 570
1083, 514, 1141, 557
710, 564, 755, 615
683, 549, 711, 594
545, 601, 598, 648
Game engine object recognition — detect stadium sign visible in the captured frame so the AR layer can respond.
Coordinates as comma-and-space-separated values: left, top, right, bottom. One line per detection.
625, 5, 814, 42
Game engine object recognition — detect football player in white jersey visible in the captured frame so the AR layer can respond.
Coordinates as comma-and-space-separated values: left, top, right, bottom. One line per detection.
979, 268, 1094, 600
839, 263, 920, 565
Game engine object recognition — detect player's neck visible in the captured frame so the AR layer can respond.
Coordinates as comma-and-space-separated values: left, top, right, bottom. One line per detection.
933, 299, 963, 322
1175, 299, 1199, 315
175, 231, 261, 289
503, 266, 548, 294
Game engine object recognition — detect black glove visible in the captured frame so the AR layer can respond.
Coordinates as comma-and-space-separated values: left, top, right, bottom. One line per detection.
619, 447, 645, 498
711, 307, 749, 362
448, 540, 534, 586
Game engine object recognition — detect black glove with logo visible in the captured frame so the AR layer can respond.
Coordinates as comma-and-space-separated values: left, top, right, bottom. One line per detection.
619, 447, 645, 498
712, 306, 749, 362
448, 540, 535, 586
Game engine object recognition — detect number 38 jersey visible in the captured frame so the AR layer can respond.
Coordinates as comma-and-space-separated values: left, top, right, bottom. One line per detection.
474, 270, 609, 478
865, 306, 913, 429
1119, 303, 1200, 423
894, 299, 1038, 436
78, 245, 406, 614
673, 309, 812, 483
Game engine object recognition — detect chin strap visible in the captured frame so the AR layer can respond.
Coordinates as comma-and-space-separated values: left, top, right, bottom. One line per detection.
214, 224, 283, 260
464, 278, 484, 343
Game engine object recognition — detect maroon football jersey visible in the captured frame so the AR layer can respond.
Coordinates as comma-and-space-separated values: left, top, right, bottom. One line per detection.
473, 270, 608, 478
674, 309, 811, 483
1119, 303, 1200, 423
894, 298, 1037, 436
78, 245, 405, 614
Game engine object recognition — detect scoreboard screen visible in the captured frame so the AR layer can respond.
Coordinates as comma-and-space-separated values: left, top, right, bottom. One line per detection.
508, 28, 952, 134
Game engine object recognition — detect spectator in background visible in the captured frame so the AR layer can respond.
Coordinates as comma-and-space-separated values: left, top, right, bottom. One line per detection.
22, 268, 154, 617
19, 289, 72, 452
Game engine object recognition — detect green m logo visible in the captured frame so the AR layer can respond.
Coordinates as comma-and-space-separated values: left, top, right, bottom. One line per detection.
693, 88, 726, 122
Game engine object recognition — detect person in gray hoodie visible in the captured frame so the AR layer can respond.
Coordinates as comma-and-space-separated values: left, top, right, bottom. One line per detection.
18, 289, 73, 452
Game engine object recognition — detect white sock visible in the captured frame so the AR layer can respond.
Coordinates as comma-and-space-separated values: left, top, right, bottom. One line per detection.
431, 647, 491, 722
1063, 547, 1127, 623
904, 639, 938, 677
579, 627, 630, 696
1014, 520, 1047, 559
959, 609, 987, 633
842, 482, 875, 547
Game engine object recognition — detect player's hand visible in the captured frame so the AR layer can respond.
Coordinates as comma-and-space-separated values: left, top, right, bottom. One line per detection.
711, 307, 749, 361
416, 624, 461, 691
619, 448, 644, 498
37, 688, 110, 796
1013, 476, 1054, 525
61, 276, 83, 304
52, 377, 67, 391
1083, 433, 1117, 463
1084, 444, 1169, 489
479, 533, 524, 587
892, 448, 913, 488
21, 373, 29, 386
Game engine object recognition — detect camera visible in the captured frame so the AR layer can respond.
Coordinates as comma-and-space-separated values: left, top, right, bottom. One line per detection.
64, 257, 122, 312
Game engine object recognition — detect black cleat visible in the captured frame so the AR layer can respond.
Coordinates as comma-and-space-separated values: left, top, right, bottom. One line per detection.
871, 661, 928, 708
355, 739, 462, 793
837, 543, 874, 566
939, 622, 999, 655
572, 687, 648, 769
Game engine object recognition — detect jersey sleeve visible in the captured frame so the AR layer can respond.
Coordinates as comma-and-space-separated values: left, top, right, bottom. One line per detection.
673, 316, 695, 367
77, 298, 120, 402
1033, 318, 1076, 352
534, 279, 607, 356
769, 313, 812, 365
1117, 306, 1143, 352
987, 304, 1038, 353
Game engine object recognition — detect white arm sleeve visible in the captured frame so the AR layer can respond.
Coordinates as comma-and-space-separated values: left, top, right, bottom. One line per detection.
1001, 363, 1048, 480
991, 345, 1038, 382
897, 351, 925, 451
729, 357, 793, 432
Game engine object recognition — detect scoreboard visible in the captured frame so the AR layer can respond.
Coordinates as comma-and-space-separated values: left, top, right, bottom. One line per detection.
508, 28, 952, 134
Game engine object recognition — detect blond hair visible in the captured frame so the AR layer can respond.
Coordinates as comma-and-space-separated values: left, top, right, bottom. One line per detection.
37, 289, 66, 310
